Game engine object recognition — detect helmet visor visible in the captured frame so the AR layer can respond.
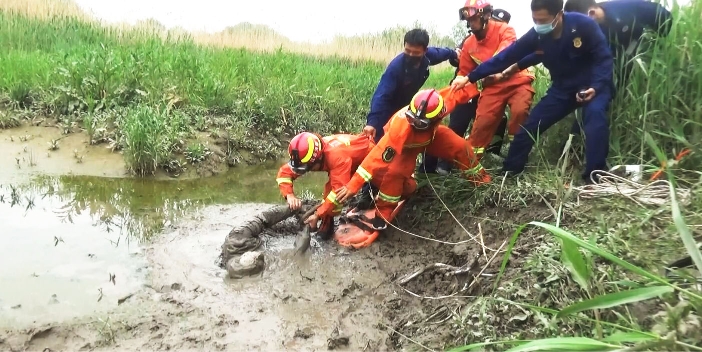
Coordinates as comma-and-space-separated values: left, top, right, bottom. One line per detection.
288, 160, 310, 175
405, 110, 431, 130
461, 7, 480, 19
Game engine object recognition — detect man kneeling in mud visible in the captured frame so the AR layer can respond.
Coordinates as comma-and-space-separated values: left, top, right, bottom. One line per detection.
276, 132, 374, 238
333, 88, 491, 243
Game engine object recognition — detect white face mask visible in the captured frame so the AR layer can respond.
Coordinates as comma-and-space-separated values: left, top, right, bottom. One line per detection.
534, 16, 558, 34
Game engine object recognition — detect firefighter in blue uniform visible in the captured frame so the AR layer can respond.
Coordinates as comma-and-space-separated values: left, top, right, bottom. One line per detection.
451, 0, 614, 183
362, 28, 460, 143
563, 0, 672, 143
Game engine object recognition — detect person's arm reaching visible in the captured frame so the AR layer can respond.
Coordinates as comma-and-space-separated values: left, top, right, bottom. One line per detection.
276, 163, 302, 210
468, 30, 539, 83
314, 155, 352, 219
365, 67, 399, 135
425, 47, 458, 65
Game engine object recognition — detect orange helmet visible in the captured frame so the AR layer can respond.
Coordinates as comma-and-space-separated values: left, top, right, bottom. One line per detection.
459, 0, 493, 20
288, 132, 323, 174
405, 89, 446, 130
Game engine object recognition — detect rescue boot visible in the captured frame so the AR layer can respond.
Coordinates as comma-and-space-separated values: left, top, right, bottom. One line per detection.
353, 183, 376, 210
317, 215, 334, 240
369, 217, 388, 231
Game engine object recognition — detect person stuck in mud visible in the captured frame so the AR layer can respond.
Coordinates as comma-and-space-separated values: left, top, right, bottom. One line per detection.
361, 28, 461, 144
421, 7, 519, 175
454, 0, 536, 163
562, 0, 673, 153
452, 0, 614, 184
334, 88, 491, 242
277, 132, 374, 238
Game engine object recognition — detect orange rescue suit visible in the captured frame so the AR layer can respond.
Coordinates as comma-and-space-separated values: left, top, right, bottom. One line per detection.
277, 134, 374, 220
344, 87, 489, 222
458, 20, 536, 157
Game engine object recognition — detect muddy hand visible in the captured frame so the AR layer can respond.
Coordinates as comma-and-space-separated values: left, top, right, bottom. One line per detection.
304, 213, 319, 230
286, 194, 302, 210
335, 186, 355, 204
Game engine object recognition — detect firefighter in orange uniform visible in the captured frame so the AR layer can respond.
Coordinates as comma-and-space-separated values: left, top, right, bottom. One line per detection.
334, 88, 491, 233
276, 132, 374, 237
456, 0, 536, 159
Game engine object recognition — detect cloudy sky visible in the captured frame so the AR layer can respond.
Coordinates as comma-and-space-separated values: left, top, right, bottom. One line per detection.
72, 0, 684, 43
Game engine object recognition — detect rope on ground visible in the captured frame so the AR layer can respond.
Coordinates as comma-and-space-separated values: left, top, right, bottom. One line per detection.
396, 240, 507, 300
366, 166, 503, 255
571, 170, 691, 207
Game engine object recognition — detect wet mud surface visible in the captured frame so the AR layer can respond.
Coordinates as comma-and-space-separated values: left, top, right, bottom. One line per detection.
0, 196, 547, 351
0, 125, 127, 183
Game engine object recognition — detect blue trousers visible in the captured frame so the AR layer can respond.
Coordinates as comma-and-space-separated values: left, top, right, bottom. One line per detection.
503, 85, 612, 180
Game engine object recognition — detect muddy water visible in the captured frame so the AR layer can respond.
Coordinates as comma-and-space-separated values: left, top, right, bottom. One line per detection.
0, 162, 326, 331
149, 204, 389, 350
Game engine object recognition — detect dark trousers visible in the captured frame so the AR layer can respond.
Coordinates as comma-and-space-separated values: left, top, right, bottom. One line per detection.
569, 59, 631, 136
503, 85, 613, 180
419, 99, 507, 173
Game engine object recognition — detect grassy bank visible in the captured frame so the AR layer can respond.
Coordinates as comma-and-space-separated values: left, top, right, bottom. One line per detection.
0, 4, 463, 175
2, 0, 699, 178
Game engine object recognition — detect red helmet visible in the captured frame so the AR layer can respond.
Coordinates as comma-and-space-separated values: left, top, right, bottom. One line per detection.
405, 89, 446, 130
288, 132, 323, 174
459, 0, 493, 20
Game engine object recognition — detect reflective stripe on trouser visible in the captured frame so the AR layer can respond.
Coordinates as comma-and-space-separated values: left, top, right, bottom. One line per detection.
424, 125, 485, 176
373, 177, 417, 222
366, 148, 418, 224
468, 85, 534, 160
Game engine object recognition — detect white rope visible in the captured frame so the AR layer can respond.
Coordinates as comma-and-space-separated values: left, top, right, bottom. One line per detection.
363, 168, 502, 254
571, 170, 691, 207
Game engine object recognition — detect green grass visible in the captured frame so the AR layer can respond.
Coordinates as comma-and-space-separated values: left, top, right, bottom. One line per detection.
3, 0, 696, 176
0, 9, 461, 174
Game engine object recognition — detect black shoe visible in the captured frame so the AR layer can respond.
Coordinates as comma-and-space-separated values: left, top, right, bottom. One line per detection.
435, 159, 452, 175
486, 141, 503, 156
500, 169, 522, 178
370, 217, 387, 231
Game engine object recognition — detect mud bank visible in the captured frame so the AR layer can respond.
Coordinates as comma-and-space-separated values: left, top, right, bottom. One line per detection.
0, 125, 127, 182
0, 191, 553, 351
0, 121, 286, 181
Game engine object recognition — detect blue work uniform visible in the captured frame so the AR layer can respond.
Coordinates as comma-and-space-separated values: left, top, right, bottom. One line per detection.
366, 47, 457, 143
598, 0, 672, 59
569, 0, 672, 136
467, 12, 614, 181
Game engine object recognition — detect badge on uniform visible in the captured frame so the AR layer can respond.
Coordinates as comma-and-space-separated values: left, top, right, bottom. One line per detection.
573, 37, 582, 48
382, 147, 396, 163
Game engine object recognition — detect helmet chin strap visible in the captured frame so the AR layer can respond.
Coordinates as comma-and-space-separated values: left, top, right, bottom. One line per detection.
469, 15, 489, 40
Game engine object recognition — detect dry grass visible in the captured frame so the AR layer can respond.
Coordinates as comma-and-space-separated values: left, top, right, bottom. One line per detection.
0, 0, 452, 63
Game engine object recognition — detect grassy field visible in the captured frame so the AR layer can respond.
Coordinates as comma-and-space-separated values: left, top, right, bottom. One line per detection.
0, 1, 465, 175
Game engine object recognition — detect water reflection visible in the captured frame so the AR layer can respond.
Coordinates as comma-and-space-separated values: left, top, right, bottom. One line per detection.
0, 160, 326, 243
